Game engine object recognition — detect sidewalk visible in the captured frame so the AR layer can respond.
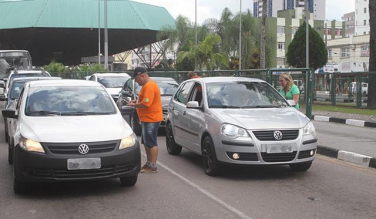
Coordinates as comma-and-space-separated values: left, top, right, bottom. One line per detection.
312, 110, 376, 169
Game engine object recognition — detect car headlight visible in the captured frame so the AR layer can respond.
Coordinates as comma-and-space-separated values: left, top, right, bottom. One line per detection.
303, 122, 316, 137
119, 133, 137, 150
19, 136, 45, 154
221, 124, 249, 138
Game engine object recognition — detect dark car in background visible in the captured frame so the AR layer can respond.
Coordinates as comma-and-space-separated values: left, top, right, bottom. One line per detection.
117, 77, 179, 135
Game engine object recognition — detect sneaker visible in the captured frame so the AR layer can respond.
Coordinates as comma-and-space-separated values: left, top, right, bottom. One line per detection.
141, 166, 158, 173
140, 163, 150, 173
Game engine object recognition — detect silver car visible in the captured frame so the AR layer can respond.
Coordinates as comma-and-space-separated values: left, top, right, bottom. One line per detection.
166, 77, 317, 176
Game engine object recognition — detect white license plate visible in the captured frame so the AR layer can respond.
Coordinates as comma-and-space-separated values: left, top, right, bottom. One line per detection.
67, 158, 101, 170
265, 144, 293, 154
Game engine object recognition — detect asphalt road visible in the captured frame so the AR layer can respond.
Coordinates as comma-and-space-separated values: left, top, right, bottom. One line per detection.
1, 114, 376, 219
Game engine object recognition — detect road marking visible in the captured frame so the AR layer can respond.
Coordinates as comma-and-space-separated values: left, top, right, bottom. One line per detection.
141, 152, 252, 219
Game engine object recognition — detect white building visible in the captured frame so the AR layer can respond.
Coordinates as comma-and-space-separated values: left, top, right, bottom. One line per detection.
327, 34, 369, 72
253, 0, 326, 20
355, 0, 370, 36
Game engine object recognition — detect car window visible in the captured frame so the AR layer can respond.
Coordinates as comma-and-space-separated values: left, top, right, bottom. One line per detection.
98, 76, 128, 88
175, 82, 194, 105
9, 81, 26, 100
157, 80, 178, 96
16, 87, 25, 110
25, 86, 116, 116
90, 76, 95, 81
9, 73, 49, 85
188, 83, 203, 106
206, 81, 287, 108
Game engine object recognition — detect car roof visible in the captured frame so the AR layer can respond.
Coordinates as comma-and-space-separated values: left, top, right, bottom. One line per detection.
11, 77, 61, 83
10, 69, 49, 74
151, 77, 177, 82
187, 77, 265, 83
95, 73, 131, 77
26, 79, 102, 87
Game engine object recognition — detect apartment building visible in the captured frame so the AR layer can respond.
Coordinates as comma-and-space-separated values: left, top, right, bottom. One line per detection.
342, 12, 355, 37
355, 0, 370, 35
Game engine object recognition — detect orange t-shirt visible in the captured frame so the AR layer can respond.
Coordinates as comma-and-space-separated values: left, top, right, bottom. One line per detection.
137, 80, 163, 122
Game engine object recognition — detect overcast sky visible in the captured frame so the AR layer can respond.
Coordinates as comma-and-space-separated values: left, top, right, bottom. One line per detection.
133, 0, 355, 24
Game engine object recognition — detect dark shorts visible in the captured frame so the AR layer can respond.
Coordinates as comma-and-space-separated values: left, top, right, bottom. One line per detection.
141, 122, 160, 148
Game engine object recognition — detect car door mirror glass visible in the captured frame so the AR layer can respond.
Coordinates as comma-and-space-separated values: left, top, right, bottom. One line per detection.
120, 105, 134, 115
186, 101, 200, 109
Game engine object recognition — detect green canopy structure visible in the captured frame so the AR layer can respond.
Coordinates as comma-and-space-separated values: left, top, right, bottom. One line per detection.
0, 0, 175, 65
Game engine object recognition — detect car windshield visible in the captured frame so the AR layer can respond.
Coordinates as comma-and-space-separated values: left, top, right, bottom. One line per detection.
206, 81, 288, 108
25, 86, 116, 116
134, 79, 178, 96
9, 73, 49, 84
9, 81, 26, 100
98, 76, 129, 88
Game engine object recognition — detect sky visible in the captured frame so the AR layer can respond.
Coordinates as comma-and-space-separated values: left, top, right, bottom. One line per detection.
133, 0, 355, 24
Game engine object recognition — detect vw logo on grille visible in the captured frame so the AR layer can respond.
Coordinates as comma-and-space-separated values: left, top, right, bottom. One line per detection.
273, 131, 283, 140
78, 144, 90, 155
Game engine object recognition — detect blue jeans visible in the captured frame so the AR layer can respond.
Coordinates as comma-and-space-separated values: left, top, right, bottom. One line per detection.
141, 122, 160, 148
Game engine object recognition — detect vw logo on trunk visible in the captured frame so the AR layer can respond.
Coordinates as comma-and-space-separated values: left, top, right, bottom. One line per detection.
78, 144, 90, 154
273, 131, 283, 140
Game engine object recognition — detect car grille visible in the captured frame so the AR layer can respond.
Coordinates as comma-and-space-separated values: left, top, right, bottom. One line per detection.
261, 151, 297, 162
27, 163, 135, 179
252, 130, 299, 141
42, 140, 119, 155
226, 152, 258, 161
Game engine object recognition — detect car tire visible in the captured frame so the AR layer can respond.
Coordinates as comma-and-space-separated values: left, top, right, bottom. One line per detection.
130, 113, 142, 136
289, 161, 312, 172
13, 179, 30, 194
120, 175, 138, 186
8, 138, 14, 165
4, 119, 9, 143
166, 123, 182, 155
201, 136, 221, 176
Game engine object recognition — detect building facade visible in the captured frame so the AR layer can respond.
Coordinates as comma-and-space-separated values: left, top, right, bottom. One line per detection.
355, 0, 370, 36
342, 12, 355, 37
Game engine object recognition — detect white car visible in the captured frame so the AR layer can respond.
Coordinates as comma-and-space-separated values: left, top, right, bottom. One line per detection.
4, 69, 51, 98
88, 73, 131, 102
2, 80, 140, 194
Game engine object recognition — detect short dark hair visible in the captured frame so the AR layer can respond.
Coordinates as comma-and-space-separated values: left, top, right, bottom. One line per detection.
187, 71, 197, 79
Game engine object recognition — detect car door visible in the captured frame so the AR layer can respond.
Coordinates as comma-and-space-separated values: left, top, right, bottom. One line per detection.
9, 87, 24, 142
184, 82, 205, 153
170, 81, 194, 148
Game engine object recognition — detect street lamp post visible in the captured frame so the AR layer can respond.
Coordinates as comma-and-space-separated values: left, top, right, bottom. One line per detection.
104, 0, 108, 71
195, 0, 197, 71
98, 0, 101, 65
239, 0, 242, 72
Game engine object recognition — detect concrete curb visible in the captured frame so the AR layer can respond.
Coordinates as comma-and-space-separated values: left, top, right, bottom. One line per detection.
317, 145, 376, 169
313, 115, 376, 129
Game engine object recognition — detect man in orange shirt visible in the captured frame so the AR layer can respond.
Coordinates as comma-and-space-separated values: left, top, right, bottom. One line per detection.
128, 67, 163, 173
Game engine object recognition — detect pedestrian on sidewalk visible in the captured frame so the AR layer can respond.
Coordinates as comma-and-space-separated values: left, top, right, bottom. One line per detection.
279, 73, 300, 110
127, 67, 163, 173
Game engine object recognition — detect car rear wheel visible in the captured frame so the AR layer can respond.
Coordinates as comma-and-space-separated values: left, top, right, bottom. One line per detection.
120, 175, 138, 186
130, 113, 142, 136
201, 136, 220, 176
289, 161, 312, 172
166, 123, 182, 155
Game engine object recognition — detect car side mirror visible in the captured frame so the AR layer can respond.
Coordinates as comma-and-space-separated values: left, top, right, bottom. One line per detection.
2, 109, 18, 119
287, 100, 296, 106
186, 101, 202, 109
0, 95, 7, 101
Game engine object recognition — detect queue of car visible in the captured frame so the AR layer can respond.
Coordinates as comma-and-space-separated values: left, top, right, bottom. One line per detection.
0, 71, 318, 194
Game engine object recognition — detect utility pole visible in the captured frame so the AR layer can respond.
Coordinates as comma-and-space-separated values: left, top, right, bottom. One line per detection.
195, 0, 197, 71
98, 0, 101, 65
260, 0, 267, 69
239, 0, 242, 71
104, 0, 108, 71
305, 0, 309, 69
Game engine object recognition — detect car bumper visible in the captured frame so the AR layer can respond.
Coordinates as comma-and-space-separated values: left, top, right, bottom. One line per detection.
214, 136, 317, 165
13, 142, 141, 182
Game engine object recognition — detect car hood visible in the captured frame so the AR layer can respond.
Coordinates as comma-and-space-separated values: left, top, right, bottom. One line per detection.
20, 114, 133, 142
211, 108, 309, 130
106, 88, 122, 96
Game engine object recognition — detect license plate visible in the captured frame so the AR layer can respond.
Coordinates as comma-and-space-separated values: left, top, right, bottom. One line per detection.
265, 144, 293, 154
67, 158, 101, 170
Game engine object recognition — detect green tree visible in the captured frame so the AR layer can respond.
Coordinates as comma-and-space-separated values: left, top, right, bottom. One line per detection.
43, 61, 69, 73
368, 1, 376, 108
286, 22, 328, 70
177, 34, 229, 71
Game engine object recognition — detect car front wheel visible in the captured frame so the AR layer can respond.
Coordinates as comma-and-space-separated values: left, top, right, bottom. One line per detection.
120, 175, 138, 186
166, 123, 182, 155
289, 161, 312, 172
130, 113, 142, 136
8, 138, 14, 164
201, 136, 220, 176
